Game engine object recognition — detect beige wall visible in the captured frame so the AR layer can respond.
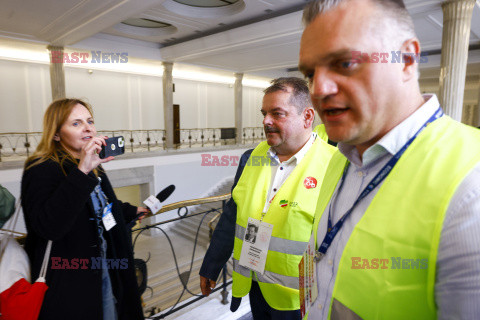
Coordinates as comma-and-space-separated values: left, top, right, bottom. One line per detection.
114, 184, 142, 207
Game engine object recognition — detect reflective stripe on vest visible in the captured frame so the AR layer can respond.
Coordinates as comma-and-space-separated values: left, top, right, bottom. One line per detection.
232, 136, 336, 310
235, 224, 308, 256
232, 259, 299, 290
312, 117, 480, 319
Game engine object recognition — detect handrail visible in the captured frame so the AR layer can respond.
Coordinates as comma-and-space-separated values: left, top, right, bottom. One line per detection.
154, 193, 230, 215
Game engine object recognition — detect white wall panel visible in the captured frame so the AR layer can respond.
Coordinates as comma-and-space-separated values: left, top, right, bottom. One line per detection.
65, 67, 130, 131
139, 76, 164, 130
173, 79, 235, 129
243, 86, 264, 127
0, 60, 50, 132
173, 79, 202, 129
206, 83, 233, 128
25, 64, 51, 131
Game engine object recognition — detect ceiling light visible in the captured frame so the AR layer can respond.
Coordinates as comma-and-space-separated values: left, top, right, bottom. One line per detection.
173, 0, 239, 8
122, 18, 171, 28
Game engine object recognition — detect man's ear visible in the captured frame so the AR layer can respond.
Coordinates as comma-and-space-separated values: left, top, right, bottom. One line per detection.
53, 133, 60, 142
304, 108, 315, 128
401, 38, 421, 82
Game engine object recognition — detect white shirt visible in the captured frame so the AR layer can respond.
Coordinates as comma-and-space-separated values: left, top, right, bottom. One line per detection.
262, 132, 317, 213
310, 95, 480, 319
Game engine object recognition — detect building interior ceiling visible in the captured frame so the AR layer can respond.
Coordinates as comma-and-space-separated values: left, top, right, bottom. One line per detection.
0, 0, 479, 80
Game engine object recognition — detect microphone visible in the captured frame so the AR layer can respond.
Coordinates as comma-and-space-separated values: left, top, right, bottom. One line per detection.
143, 184, 176, 215
128, 185, 176, 228
156, 184, 175, 203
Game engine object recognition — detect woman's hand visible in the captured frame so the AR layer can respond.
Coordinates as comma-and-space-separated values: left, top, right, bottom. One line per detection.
78, 136, 114, 174
136, 207, 151, 221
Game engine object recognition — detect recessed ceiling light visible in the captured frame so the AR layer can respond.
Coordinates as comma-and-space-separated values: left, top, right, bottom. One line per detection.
121, 18, 172, 28
172, 0, 240, 8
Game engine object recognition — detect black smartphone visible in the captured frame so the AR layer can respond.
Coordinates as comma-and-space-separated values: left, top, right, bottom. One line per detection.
99, 136, 125, 159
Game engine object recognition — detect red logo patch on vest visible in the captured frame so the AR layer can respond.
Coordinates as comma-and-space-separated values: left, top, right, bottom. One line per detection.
304, 177, 317, 189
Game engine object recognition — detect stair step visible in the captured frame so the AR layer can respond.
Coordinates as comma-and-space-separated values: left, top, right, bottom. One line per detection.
146, 256, 204, 286
143, 261, 233, 313
170, 227, 210, 247
139, 178, 234, 315
143, 259, 204, 310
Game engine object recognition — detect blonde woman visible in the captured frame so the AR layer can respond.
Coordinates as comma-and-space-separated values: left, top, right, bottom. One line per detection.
21, 99, 146, 320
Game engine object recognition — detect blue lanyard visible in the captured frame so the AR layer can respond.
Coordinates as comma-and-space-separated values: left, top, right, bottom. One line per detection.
315, 108, 443, 261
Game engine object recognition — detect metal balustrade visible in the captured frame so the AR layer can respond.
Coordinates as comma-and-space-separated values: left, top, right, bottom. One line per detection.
179, 128, 221, 148
0, 127, 265, 162
243, 127, 265, 145
133, 193, 232, 318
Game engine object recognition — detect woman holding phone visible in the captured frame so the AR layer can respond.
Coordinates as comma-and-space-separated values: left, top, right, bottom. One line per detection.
21, 98, 147, 320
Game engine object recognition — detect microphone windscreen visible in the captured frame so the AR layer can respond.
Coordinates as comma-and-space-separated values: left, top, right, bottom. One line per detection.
156, 185, 175, 203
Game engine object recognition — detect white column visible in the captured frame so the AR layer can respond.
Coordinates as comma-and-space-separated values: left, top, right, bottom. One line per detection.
234, 73, 244, 144
461, 104, 476, 126
476, 85, 480, 127
163, 62, 174, 149
439, 0, 476, 121
47, 45, 66, 101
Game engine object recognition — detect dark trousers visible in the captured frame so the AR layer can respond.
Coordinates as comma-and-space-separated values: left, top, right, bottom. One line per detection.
232, 281, 301, 320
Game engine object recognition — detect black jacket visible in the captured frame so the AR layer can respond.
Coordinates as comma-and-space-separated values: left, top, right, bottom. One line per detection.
21, 158, 144, 320
199, 149, 253, 281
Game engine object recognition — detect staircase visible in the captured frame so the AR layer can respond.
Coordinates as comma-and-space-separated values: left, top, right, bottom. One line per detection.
138, 178, 235, 317
170, 178, 234, 248
142, 255, 204, 314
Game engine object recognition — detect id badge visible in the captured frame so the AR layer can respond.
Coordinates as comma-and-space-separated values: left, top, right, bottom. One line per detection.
299, 233, 318, 318
239, 217, 273, 274
102, 203, 117, 231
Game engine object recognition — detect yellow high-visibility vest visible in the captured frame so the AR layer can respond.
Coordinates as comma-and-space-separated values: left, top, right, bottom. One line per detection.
232, 133, 336, 310
311, 117, 480, 319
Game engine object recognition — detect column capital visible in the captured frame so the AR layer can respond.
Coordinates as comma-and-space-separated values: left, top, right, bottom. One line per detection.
441, 0, 476, 10
47, 45, 64, 52
162, 61, 173, 73
234, 72, 244, 81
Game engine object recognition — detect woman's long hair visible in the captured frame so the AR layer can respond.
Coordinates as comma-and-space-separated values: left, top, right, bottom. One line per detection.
25, 98, 98, 175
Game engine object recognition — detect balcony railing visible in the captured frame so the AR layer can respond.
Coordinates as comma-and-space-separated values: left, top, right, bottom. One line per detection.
0, 127, 265, 162
243, 127, 265, 145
